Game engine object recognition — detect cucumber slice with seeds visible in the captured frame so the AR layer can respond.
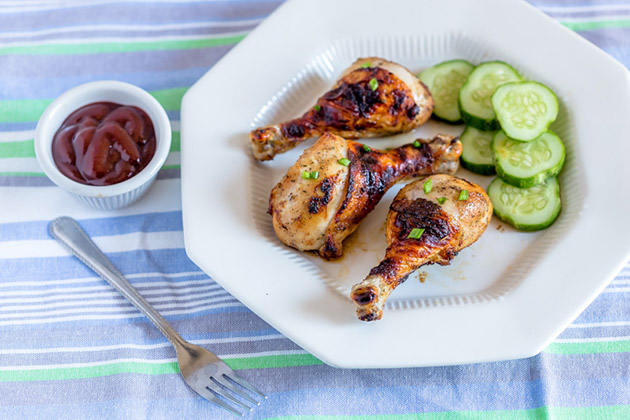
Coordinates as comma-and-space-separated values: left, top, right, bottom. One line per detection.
459, 61, 523, 131
492, 81, 559, 141
460, 126, 496, 175
493, 130, 565, 188
487, 176, 561, 231
419, 59, 474, 123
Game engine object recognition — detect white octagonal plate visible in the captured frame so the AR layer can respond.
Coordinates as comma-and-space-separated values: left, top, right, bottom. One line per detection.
181, 0, 630, 368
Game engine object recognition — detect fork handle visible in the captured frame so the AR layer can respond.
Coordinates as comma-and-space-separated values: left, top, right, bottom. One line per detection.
49, 216, 186, 349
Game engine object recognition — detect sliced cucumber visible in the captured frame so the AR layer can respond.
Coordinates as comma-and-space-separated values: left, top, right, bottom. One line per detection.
458, 61, 523, 131
487, 176, 561, 231
493, 130, 565, 188
492, 81, 559, 142
460, 126, 496, 175
419, 59, 474, 123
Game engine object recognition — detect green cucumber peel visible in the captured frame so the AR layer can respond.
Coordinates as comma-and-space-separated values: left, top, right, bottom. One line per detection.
458, 61, 523, 131
460, 125, 496, 175
487, 176, 562, 231
492, 130, 565, 188
419, 59, 474, 123
492, 81, 559, 142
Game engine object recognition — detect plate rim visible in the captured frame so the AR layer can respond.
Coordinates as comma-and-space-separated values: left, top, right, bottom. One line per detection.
181, 0, 630, 368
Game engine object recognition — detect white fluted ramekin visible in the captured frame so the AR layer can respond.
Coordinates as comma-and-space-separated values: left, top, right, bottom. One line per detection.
34, 81, 171, 210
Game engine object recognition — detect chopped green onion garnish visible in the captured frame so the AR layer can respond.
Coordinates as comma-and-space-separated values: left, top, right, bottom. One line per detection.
458, 190, 469, 201
407, 228, 425, 239
437, 197, 447, 205
413, 140, 421, 148
313, 104, 321, 111
301, 170, 319, 180
311, 171, 319, 179
361, 62, 372, 68
338, 158, 351, 167
363, 144, 371, 152
369, 78, 379, 91
423, 179, 432, 194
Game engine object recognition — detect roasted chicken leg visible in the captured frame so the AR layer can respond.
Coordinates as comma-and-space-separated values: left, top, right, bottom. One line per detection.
268, 133, 462, 260
350, 174, 492, 321
251, 57, 434, 160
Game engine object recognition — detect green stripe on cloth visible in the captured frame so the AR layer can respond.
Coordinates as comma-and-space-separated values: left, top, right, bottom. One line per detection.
0, 34, 246, 56
0, 354, 322, 382
266, 406, 630, 420
152, 88, 188, 112
171, 130, 180, 152
161, 164, 181, 171
0, 131, 181, 159
0, 98, 50, 124
546, 340, 630, 355
226, 354, 323, 370
562, 19, 630, 32
0, 140, 35, 158
0, 87, 187, 123
0, 171, 46, 177
0, 165, 180, 178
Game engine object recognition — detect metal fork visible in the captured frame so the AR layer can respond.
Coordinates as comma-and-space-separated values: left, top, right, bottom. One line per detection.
49, 216, 266, 416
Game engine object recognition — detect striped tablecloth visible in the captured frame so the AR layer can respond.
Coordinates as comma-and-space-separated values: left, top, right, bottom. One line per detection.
1, 1, 629, 419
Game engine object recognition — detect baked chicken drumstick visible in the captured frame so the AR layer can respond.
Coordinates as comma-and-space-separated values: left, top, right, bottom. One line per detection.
350, 174, 492, 321
251, 57, 434, 161
268, 133, 462, 260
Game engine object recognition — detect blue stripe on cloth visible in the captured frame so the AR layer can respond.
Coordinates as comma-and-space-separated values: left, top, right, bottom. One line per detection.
247, 379, 630, 415
166, 110, 180, 120
0, 272, 210, 292
530, 0, 630, 7
0, 16, 267, 34
1, 68, 211, 101
1, 47, 232, 78
0, 1, 281, 24
0, 248, 200, 282
580, 43, 630, 68
0, 112, 180, 131
0, 304, 250, 328
558, 325, 630, 340
0, 311, 272, 347
0, 328, 280, 351
0, 335, 300, 368
0, 27, 253, 46
569, 292, 630, 324
2, 375, 630, 419
0, 121, 37, 131
0, 211, 183, 241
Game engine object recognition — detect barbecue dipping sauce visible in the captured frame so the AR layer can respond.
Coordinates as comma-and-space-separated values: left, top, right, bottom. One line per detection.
51, 102, 156, 186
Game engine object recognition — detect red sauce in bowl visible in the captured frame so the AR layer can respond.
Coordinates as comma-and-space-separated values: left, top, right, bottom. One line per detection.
51, 102, 157, 186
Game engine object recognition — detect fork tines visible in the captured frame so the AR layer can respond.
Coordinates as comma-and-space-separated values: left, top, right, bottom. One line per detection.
202, 372, 267, 416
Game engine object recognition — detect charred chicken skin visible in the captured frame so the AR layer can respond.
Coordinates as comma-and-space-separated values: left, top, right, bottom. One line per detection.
251, 57, 434, 161
268, 133, 462, 260
350, 175, 492, 321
